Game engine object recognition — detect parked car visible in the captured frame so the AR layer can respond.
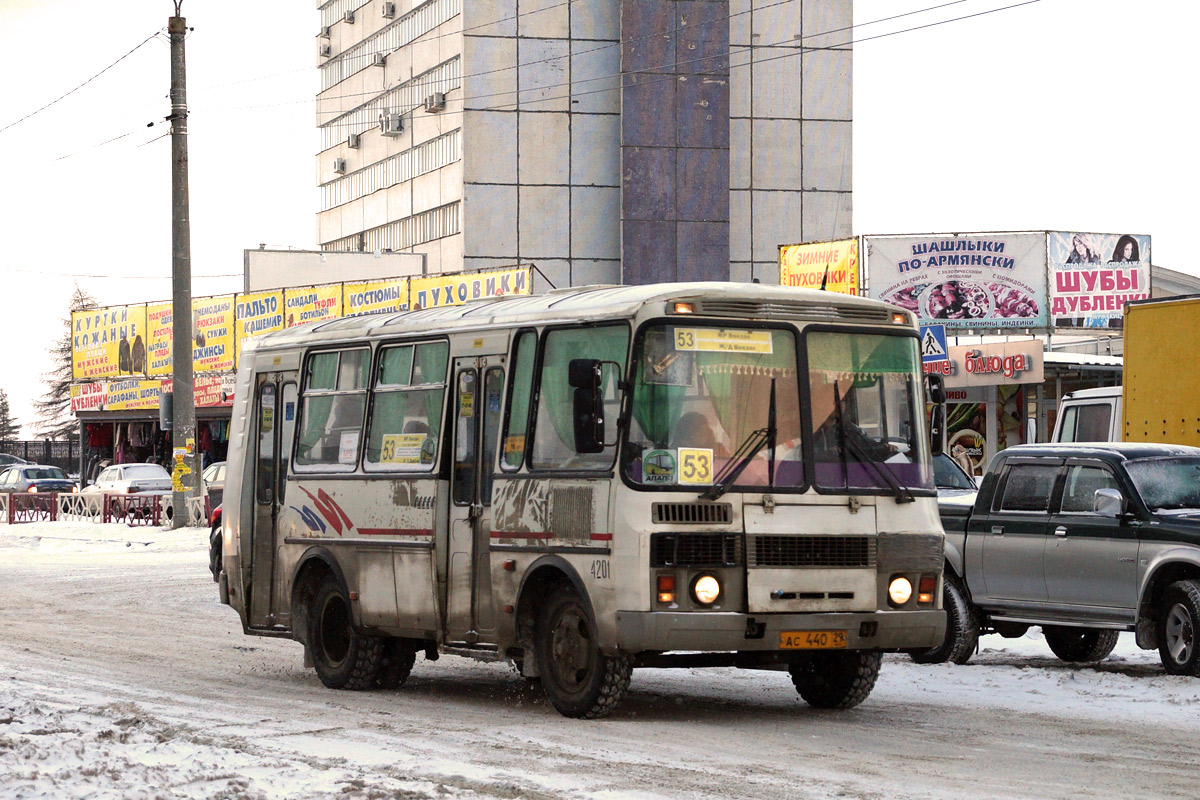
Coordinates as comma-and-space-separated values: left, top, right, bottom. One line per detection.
0, 464, 77, 493
202, 461, 226, 510
208, 503, 223, 582
0, 453, 31, 468
82, 463, 173, 495
916, 442, 1200, 675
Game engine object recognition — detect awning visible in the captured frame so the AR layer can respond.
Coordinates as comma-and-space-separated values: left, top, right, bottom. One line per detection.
1043, 352, 1123, 371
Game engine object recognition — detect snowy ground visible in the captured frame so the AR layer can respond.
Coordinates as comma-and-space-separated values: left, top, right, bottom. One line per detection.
2, 521, 1198, 800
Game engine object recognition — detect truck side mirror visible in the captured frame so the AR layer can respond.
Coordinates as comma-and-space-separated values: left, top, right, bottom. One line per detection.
1094, 487, 1126, 518
569, 358, 604, 454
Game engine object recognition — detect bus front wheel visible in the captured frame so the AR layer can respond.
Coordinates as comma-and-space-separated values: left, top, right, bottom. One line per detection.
788, 651, 881, 709
307, 575, 382, 690
535, 584, 631, 718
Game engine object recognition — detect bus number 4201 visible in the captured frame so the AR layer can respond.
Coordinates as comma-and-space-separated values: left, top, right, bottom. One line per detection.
590, 559, 610, 580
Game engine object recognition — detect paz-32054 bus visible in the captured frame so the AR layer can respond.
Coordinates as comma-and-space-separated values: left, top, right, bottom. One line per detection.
218, 282, 946, 718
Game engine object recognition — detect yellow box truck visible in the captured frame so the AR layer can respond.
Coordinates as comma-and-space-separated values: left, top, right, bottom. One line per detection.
1122, 294, 1200, 446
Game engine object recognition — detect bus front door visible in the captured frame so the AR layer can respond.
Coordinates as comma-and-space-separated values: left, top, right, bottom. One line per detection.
248, 372, 298, 629
445, 358, 505, 645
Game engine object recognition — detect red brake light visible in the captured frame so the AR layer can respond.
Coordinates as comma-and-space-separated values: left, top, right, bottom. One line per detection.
28, 486, 37, 493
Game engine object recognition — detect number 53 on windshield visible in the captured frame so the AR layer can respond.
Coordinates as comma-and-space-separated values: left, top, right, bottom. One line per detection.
677, 448, 713, 485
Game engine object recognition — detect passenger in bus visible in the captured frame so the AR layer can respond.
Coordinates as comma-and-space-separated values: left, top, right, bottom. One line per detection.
671, 412, 727, 458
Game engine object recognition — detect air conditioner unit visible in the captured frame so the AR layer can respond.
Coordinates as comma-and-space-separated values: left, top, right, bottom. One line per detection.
423, 92, 447, 113
370, 52, 387, 67
320, 25, 332, 38
346, 133, 361, 149
343, 10, 355, 23
332, 157, 347, 174
379, 112, 404, 137
319, 43, 332, 58
382, 1, 396, 18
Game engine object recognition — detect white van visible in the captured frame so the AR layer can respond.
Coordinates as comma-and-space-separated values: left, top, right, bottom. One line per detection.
1051, 386, 1121, 443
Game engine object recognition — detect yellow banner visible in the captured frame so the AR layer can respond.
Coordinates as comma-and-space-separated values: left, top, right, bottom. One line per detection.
104, 379, 162, 412
674, 328, 773, 354
285, 284, 342, 327
410, 266, 531, 309
145, 302, 173, 376
343, 278, 408, 317
192, 295, 235, 373
780, 239, 859, 295
235, 290, 284, 360
72, 305, 148, 380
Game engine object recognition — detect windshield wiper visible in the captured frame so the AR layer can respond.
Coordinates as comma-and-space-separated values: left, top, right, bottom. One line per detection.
702, 380, 777, 501
832, 381, 914, 504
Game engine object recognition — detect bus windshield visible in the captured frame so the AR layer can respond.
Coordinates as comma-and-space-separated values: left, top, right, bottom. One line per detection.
807, 331, 931, 493
624, 324, 803, 491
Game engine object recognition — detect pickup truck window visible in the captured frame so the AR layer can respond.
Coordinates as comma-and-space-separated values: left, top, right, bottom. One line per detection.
1060, 465, 1120, 513
1125, 456, 1200, 512
998, 463, 1059, 512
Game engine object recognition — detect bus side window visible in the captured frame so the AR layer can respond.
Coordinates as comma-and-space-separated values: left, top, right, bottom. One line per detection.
501, 330, 537, 470
295, 348, 369, 469
364, 341, 449, 472
530, 325, 628, 470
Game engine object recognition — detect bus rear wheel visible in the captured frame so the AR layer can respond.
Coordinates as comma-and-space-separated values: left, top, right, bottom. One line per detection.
535, 584, 631, 718
307, 576, 382, 690
788, 651, 881, 709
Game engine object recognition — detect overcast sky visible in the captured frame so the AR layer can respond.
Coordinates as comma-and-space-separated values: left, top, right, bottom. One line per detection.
0, 0, 1194, 437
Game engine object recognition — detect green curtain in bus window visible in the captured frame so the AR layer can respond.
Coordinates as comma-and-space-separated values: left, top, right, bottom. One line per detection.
807, 332, 914, 377
415, 342, 449, 422
533, 325, 628, 467
503, 331, 536, 469
339, 349, 370, 390
307, 352, 338, 390
632, 381, 683, 448
378, 346, 413, 386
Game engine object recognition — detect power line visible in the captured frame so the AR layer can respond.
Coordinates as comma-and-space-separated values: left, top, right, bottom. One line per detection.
0, 31, 162, 136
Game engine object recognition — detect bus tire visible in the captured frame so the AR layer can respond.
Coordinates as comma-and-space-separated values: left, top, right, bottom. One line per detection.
307, 575, 382, 690
535, 583, 631, 719
788, 651, 881, 710
1044, 626, 1119, 663
374, 638, 418, 689
909, 574, 979, 665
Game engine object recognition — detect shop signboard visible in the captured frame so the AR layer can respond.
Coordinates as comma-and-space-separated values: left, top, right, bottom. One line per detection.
72, 305, 148, 380
192, 295, 235, 373
343, 278, 408, 316
70, 382, 106, 412
104, 379, 162, 412
866, 233, 1047, 330
943, 341, 1044, 389
1048, 231, 1151, 329
145, 302, 173, 376
410, 266, 532, 309
284, 283, 342, 327
163, 376, 234, 408
779, 239, 859, 295
235, 290, 284, 360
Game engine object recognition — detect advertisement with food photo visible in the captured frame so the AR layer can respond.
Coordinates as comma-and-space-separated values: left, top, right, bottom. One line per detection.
866, 233, 1048, 329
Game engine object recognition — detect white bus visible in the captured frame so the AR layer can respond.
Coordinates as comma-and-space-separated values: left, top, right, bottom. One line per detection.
218, 282, 946, 718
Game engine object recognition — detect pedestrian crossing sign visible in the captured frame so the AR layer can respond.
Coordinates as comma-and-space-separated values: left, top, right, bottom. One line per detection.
920, 324, 948, 364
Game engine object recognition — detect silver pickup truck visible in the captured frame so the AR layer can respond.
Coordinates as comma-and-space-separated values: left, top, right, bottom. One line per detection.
915, 443, 1200, 675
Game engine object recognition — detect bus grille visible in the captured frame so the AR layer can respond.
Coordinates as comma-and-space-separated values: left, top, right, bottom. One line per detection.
651, 502, 732, 525
651, 533, 743, 568
748, 535, 875, 568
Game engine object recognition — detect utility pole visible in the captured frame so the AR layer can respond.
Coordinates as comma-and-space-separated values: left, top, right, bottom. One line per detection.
169, 4, 197, 528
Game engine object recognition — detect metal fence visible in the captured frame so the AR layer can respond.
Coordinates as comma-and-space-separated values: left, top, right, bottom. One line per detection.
2, 491, 209, 527
0, 439, 79, 473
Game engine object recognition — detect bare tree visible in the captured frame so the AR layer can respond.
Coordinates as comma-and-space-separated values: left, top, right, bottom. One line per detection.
34, 284, 98, 440
0, 389, 19, 441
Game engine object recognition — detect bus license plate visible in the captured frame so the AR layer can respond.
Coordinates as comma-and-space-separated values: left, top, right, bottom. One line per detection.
779, 630, 847, 649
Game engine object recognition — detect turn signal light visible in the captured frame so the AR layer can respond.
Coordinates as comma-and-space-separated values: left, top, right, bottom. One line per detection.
918, 575, 937, 605
657, 574, 676, 604
891, 312, 907, 325
672, 302, 695, 314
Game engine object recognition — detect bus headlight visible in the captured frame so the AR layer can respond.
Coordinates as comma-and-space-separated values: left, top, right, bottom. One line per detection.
691, 574, 721, 606
888, 576, 913, 606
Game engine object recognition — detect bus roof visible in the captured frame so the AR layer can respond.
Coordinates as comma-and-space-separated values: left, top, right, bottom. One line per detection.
245, 281, 906, 353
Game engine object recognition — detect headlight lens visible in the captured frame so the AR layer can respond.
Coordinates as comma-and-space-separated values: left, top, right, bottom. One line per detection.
691, 574, 721, 605
888, 576, 913, 605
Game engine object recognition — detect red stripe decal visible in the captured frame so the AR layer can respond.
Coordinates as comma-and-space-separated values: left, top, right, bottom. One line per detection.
490, 531, 554, 539
590, 533, 613, 541
358, 528, 432, 537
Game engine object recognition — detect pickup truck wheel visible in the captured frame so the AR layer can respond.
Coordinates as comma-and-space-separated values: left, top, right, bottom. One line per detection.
788, 651, 881, 709
1043, 626, 1119, 663
1157, 580, 1200, 676
535, 583, 632, 718
307, 575, 382, 690
910, 574, 979, 665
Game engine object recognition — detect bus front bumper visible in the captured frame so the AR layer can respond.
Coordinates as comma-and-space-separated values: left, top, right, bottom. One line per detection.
615, 608, 945, 653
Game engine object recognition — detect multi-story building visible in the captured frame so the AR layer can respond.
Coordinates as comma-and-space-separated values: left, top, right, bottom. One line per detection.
315, 0, 853, 289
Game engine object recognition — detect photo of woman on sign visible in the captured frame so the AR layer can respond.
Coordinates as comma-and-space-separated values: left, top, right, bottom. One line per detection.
1111, 235, 1140, 263
1065, 233, 1101, 264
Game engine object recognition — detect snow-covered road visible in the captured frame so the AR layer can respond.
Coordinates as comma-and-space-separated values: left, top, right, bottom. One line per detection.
2, 521, 1198, 799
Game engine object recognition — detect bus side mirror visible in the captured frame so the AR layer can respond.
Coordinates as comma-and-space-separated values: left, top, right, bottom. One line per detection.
569, 358, 604, 454
925, 374, 945, 456
926, 373, 946, 405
